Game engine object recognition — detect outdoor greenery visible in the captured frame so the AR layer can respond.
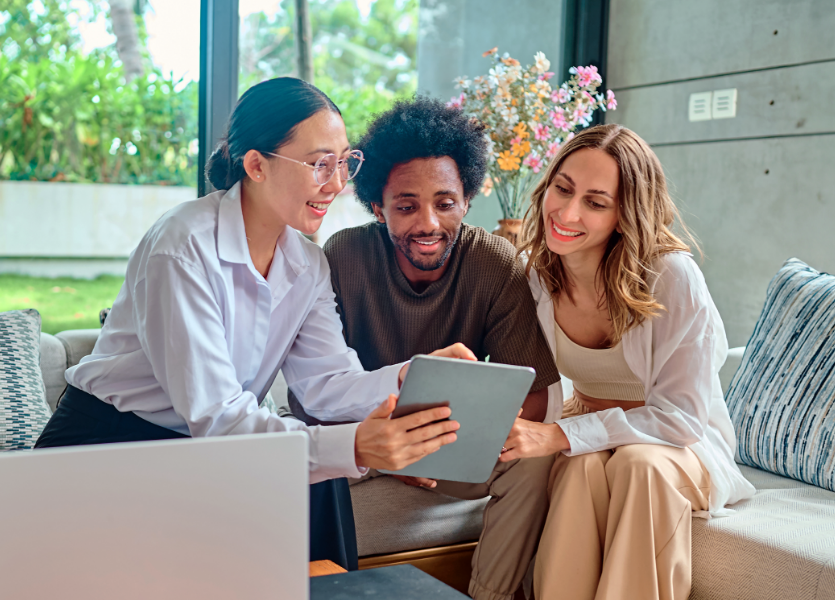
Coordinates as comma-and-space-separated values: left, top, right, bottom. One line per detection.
240, 0, 418, 143
0, 0, 418, 186
0, 274, 125, 334
0, 0, 198, 185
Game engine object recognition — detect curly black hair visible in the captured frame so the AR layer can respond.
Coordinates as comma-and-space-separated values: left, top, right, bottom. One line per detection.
352, 96, 488, 213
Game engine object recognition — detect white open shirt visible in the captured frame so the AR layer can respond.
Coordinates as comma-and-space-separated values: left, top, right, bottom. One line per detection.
530, 252, 756, 515
67, 182, 403, 484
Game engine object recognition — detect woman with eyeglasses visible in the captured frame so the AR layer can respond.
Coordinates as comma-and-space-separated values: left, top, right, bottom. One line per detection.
35, 77, 473, 570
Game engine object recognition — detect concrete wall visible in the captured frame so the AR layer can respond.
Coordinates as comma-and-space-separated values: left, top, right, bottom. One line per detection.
0, 181, 196, 278
606, 0, 835, 347
417, 0, 568, 232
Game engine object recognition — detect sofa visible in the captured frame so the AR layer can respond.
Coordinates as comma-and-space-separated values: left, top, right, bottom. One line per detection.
38, 330, 835, 599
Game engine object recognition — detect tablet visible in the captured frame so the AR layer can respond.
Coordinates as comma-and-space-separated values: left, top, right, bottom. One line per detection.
379, 355, 536, 484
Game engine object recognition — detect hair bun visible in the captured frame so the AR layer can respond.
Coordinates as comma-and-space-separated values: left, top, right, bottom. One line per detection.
206, 141, 233, 190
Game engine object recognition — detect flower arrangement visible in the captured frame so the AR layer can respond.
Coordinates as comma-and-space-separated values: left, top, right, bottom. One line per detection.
448, 48, 616, 220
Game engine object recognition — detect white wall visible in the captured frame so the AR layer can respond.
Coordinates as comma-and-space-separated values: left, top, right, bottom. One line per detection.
0, 181, 195, 258
606, 0, 835, 347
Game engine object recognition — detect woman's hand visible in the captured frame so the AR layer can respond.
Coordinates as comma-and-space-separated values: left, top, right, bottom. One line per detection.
398, 342, 477, 386
499, 417, 571, 462
355, 394, 460, 471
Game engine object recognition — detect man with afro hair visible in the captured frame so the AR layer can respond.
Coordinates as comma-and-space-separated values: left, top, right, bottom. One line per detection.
306, 97, 561, 600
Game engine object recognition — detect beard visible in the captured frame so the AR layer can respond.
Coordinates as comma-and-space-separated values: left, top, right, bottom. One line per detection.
388, 225, 462, 272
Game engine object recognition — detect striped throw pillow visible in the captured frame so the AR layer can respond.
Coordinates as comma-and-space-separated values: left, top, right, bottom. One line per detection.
727, 258, 835, 491
0, 309, 52, 451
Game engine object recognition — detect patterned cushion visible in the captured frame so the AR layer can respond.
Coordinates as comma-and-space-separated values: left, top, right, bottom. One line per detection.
726, 258, 835, 491
1, 309, 52, 451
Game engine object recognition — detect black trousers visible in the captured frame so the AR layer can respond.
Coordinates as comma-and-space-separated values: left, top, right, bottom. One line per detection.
35, 385, 359, 571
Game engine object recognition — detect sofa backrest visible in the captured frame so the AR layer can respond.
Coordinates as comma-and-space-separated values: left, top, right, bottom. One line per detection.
37, 329, 291, 414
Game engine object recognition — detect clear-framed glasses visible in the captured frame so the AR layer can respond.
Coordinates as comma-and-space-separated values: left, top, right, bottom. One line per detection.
264, 149, 364, 185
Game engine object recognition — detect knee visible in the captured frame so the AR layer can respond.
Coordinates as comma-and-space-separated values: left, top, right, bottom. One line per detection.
605, 444, 661, 481
505, 455, 555, 493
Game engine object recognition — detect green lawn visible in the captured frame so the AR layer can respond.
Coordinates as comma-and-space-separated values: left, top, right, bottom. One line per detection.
0, 274, 125, 335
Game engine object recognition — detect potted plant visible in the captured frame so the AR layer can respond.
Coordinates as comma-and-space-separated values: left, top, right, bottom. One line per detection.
448, 48, 616, 245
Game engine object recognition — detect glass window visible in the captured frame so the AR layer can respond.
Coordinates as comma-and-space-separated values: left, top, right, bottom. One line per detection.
0, 0, 200, 333
237, 0, 419, 245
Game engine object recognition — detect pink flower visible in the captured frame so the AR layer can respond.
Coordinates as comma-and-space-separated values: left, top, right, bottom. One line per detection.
446, 93, 465, 109
551, 87, 571, 104
523, 153, 543, 173
538, 71, 555, 81
606, 89, 617, 110
546, 141, 561, 159
533, 123, 551, 141
511, 136, 523, 146
575, 65, 602, 87
550, 109, 569, 131
573, 107, 591, 125
566, 132, 575, 142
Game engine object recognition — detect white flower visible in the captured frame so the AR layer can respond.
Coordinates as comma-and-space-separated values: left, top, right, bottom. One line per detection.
455, 77, 471, 90
534, 51, 550, 74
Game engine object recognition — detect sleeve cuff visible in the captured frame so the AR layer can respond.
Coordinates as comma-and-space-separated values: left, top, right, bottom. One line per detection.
544, 383, 563, 423
559, 413, 610, 456
310, 422, 368, 484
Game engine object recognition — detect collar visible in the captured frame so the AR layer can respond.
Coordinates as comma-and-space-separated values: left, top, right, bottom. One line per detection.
216, 181, 309, 278
216, 182, 250, 265
274, 225, 310, 278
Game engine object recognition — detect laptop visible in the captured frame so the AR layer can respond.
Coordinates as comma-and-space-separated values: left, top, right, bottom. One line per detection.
0, 432, 309, 600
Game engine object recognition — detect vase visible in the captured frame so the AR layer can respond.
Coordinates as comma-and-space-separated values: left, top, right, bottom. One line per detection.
492, 218, 523, 247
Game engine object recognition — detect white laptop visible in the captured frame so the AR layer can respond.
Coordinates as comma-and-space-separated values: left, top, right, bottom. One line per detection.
0, 432, 309, 600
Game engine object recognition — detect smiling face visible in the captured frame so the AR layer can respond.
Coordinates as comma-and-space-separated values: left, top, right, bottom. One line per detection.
373, 156, 468, 286
542, 147, 621, 261
243, 109, 350, 236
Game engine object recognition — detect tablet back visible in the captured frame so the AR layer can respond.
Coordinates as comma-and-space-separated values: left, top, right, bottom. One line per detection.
380, 356, 535, 483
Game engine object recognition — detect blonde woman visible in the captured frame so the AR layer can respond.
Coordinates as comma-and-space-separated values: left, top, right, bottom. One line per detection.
499, 124, 755, 600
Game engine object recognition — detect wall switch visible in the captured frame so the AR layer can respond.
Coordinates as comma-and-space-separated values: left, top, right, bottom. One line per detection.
712, 88, 738, 119
688, 91, 713, 121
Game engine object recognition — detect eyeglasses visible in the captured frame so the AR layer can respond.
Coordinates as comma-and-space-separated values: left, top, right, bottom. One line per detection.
264, 149, 364, 185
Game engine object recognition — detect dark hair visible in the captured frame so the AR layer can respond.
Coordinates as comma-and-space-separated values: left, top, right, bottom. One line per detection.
205, 77, 341, 190
352, 96, 488, 213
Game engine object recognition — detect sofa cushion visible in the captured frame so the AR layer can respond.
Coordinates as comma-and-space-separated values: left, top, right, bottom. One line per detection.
692, 464, 835, 600
1, 309, 52, 451
350, 475, 488, 557
727, 258, 835, 491
39, 333, 67, 412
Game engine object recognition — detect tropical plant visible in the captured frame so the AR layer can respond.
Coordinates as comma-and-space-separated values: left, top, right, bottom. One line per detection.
238, 0, 418, 142
449, 48, 617, 219
0, 0, 198, 185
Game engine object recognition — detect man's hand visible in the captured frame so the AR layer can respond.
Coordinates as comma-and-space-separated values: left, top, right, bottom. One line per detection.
499, 417, 570, 462
391, 474, 438, 489
398, 342, 477, 386
355, 394, 460, 471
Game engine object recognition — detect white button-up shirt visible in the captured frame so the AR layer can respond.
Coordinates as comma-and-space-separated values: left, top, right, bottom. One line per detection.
66, 183, 403, 484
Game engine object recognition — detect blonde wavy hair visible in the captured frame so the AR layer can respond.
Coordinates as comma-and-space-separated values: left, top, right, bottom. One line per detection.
518, 123, 698, 344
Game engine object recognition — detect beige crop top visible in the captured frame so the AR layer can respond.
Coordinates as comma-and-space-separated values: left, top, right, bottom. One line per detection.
554, 321, 645, 402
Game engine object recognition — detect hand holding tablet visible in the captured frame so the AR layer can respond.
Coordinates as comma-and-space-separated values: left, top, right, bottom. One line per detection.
380, 355, 536, 484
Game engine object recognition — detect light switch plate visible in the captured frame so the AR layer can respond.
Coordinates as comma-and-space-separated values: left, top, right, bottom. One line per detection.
712, 88, 738, 119
688, 91, 713, 121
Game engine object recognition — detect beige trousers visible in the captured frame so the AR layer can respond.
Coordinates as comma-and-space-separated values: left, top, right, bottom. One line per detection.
534, 397, 710, 600
434, 455, 555, 600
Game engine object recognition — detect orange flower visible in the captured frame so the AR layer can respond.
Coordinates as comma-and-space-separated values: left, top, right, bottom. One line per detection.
481, 176, 494, 197
513, 122, 529, 139
482, 47, 498, 57
511, 140, 531, 157
498, 151, 521, 171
